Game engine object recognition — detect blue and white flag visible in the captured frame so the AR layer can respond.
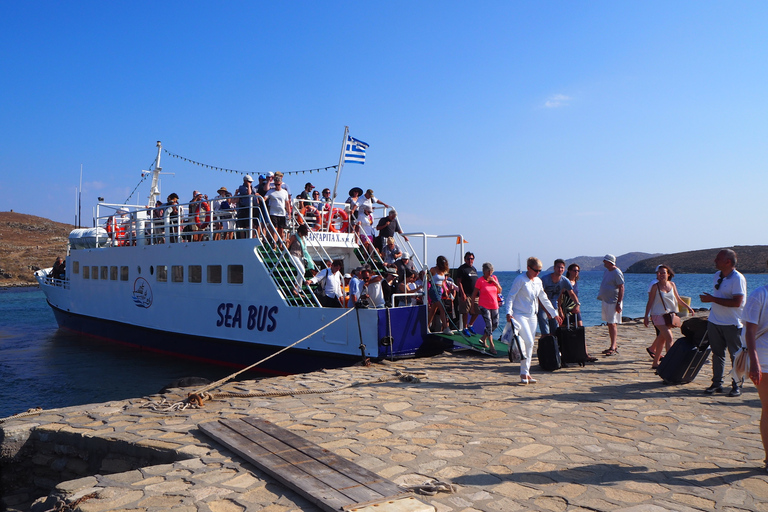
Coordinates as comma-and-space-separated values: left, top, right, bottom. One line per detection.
344, 136, 369, 164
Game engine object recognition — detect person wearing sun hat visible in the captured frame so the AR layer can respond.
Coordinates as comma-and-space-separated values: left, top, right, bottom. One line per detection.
597, 254, 624, 356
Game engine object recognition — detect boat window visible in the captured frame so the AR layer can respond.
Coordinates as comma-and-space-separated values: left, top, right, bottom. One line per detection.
207, 265, 222, 283
120, 266, 129, 281
227, 265, 243, 284
100, 266, 108, 280
189, 265, 202, 283
72, 261, 79, 274
110, 266, 117, 280
92, 266, 98, 280
172, 265, 184, 283
157, 265, 167, 282
83, 266, 90, 279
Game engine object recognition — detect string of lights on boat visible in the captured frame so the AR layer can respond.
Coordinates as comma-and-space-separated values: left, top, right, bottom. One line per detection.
163, 149, 337, 178
124, 149, 338, 204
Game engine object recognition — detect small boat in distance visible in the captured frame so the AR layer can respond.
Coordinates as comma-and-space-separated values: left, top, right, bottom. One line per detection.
36, 135, 478, 374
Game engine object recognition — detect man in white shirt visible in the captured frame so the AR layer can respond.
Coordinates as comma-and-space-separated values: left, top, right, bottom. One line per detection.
700, 249, 747, 397
307, 259, 344, 308
265, 177, 290, 241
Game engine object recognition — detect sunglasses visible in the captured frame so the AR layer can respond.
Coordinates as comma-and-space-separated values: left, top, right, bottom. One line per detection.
715, 273, 725, 290
528, 267, 542, 273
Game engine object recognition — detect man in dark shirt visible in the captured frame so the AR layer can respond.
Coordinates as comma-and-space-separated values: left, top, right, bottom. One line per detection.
374, 209, 408, 253
455, 252, 479, 336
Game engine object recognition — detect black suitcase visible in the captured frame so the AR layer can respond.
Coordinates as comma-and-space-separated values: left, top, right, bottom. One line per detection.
656, 336, 711, 384
537, 334, 561, 371
557, 315, 589, 366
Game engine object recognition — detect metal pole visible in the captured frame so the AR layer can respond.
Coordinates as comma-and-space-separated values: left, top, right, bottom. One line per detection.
327, 126, 348, 231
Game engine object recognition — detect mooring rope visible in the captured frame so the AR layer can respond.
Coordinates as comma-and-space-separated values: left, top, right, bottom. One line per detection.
141, 306, 419, 411
141, 368, 426, 412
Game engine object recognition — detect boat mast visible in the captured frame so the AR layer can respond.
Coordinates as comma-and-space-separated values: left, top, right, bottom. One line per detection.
327, 126, 349, 231
147, 141, 163, 206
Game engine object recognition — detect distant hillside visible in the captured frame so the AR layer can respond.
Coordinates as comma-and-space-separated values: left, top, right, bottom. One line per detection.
626, 246, 768, 274
0, 211, 74, 286
548, 252, 663, 272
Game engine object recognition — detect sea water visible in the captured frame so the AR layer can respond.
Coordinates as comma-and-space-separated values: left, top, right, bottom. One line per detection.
0, 287, 238, 419
493, 271, 768, 325
2, 272, 767, 418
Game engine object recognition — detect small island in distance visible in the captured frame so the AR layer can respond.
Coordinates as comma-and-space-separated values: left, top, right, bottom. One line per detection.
556, 247, 768, 274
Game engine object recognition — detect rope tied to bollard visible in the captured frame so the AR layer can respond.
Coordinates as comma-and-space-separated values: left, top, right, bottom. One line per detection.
141, 368, 426, 412
401, 479, 458, 495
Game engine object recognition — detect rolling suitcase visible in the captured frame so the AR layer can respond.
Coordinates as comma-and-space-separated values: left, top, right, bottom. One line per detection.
681, 317, 708, 345
537, 334, 561, 371
557, 314, 589, 366
656, 336, 711, 384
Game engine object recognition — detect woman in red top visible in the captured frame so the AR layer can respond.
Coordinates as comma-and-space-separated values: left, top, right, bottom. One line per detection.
470, 262, 502, 354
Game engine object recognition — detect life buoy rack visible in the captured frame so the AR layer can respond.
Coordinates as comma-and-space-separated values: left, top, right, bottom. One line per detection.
194, 202, 211, 229
314, 208, 348, 233
106, 216, 127, 246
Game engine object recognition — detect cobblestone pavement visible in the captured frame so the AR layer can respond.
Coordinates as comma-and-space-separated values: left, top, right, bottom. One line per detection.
5, 320, 768, 511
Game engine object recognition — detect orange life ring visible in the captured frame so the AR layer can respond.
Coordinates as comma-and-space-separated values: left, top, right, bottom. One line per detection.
323, 208, 348, 233
295, 206, 307, 226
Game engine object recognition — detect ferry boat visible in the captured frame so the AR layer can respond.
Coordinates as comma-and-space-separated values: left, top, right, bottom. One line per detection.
35, 136, 479, 374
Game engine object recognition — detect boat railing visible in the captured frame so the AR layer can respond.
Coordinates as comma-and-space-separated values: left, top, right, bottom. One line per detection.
37, 269, 70, 289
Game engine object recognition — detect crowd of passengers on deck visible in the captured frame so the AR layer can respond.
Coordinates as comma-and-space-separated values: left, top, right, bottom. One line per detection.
104, 173, 409, 262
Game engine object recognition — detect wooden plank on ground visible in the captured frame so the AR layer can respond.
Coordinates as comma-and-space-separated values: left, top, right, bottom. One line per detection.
199, 420, 351, 511
241, 416, 403, 497
199, 417, 419, 512
222, 418, 382, 504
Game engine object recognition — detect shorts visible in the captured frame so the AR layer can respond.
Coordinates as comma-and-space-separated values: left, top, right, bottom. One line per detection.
651, 314, 668, 327
459, 295, 479, 316
428, 284, 442, 304
601, 301, 622, 324
270, 215, 287, 229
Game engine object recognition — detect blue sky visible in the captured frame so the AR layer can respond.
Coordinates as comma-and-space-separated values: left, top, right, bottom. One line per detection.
2, 2, 766, 270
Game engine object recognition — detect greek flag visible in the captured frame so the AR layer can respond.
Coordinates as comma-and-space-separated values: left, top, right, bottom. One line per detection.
344, 136, 369, 164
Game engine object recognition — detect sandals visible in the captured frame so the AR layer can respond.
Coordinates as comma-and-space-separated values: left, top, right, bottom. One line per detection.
603, 348, 618, 356
646, 347, 655, 359
489, 348, 497, 355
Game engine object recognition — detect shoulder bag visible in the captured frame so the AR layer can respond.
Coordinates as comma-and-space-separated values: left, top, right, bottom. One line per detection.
657, 285, 682, 328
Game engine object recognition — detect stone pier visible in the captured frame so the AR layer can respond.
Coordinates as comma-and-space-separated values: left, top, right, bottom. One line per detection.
2, 320, 767, 511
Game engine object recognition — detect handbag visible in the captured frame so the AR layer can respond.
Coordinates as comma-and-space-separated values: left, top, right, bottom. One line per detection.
657, 285, 682, 328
